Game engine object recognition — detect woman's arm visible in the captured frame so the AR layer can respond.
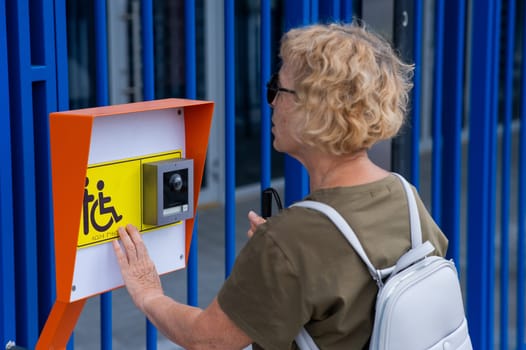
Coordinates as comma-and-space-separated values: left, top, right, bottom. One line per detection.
113, 224, 252, 350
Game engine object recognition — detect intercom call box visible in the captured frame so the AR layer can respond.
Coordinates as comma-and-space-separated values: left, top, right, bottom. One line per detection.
143, 158, 194, 225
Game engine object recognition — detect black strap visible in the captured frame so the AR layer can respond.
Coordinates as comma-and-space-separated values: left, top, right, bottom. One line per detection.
261, 187, 283, 218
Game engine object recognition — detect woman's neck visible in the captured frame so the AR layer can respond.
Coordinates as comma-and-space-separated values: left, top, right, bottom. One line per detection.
301, 150, 390, 191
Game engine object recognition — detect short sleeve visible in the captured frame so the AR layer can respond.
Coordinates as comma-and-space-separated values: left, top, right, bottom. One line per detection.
217, 227, 305, 350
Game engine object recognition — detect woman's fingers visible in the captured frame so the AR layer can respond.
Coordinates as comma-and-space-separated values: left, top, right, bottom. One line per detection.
112, 239, 127, 266
248, 210, 266, 227
112, 224, 163, 311
247, 210, 266, 238
117, 225, 137, 262
126, 224, 149, 260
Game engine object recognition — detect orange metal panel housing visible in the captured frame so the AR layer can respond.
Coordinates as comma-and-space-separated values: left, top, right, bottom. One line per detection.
37, 98, 214, 350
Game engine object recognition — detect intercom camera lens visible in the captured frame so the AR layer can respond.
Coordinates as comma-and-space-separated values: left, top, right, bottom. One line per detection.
169, 173, 184, 191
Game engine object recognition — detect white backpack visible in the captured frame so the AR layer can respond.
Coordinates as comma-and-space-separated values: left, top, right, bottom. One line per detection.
292, 174, 472, 350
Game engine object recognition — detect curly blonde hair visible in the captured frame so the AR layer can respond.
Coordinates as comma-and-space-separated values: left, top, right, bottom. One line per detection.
279, 22, 414, 155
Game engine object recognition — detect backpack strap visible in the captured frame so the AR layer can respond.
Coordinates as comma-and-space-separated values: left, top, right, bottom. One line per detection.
391, 173, 422, 248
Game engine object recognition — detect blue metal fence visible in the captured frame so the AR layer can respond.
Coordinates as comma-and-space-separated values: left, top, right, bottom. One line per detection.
0, 0, 16, 346
518, 5, 526, 348
4, 0, 60, 348
1, 0, 526, 349
441, 0, 465, 267
468, 1, 498, 348
500, 2, 516, 349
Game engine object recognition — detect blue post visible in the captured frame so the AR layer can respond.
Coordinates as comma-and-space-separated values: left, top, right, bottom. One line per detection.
95, 0, 109, 106
311, 0, 319, 22
343, 0, 353, 22
260, 0, 271, 191
441, 0, 465, 265
30, 0, 59, 334
431, 0, 444, 224
140, 0, 157, 347
187, 216, 198, 307
0, 0, 15, 346
94, 0, 112, 349
517, 4, 526, 347
142, 0, 154, 101
185, 0, 199, 308
486, 2, 502, 349
54, 0, 69, 112
6, 0, 40, 346
409, 0, 423, 187
334, 0, 340, 19
466, 0, 496, 348
185, 0, 196, 100
302, 0, 310, 26
499, 1, 516, 348
225, 0, 236, 277
32, 79, 56, 331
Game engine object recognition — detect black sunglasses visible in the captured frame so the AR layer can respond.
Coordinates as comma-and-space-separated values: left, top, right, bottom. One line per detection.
266, 73, 296, 105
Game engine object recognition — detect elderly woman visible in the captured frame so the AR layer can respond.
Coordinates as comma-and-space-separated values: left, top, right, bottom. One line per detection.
113, 22, 448, 349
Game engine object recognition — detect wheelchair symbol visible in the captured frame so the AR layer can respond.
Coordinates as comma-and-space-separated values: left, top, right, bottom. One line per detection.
83, 177, 123, 235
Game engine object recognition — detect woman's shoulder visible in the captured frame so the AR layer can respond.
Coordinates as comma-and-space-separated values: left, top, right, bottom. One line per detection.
260, 173, 403, 240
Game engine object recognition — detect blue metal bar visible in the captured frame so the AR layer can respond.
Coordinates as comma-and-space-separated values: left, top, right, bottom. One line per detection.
431, 0, 444, 224
98, 295, 111, 350
6, 0, 40, 346
35, 0, 60, 335
0, 0, 15, 345
343, 0, 353, 22
518, 4, 526, 347
302, 0, 310, 25
142, 0, 154, 101
94, 0, 112, 349
333, 0, 340, 19
311, 0, 319, 22
184, 0, 198, 308
31, 0, 70, 345
260, 0, 271, 191
30, 0, 57, 338
441, 0, 465, 265
499, 1, 515, 349
410, 0, 423, 187
486, 3, 502, 349
466, 0, 495, 348
225, 0, 236, 277
94, 0, 109, 106
284, 0, 308, 29
185, 0, 196, 100
140, 1, 157, 347
54, 0, 69, 111
187, 216, 198, 307
32, 80, 55, 331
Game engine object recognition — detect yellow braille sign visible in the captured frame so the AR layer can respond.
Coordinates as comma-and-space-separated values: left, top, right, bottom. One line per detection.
78, 150, 182, 249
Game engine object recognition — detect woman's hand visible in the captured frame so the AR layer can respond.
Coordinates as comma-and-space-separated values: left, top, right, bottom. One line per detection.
112, 224, 164, 313
247, 210, 266, 238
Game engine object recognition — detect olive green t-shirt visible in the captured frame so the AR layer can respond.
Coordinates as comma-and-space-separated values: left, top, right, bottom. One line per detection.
217, 174, 448, 350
